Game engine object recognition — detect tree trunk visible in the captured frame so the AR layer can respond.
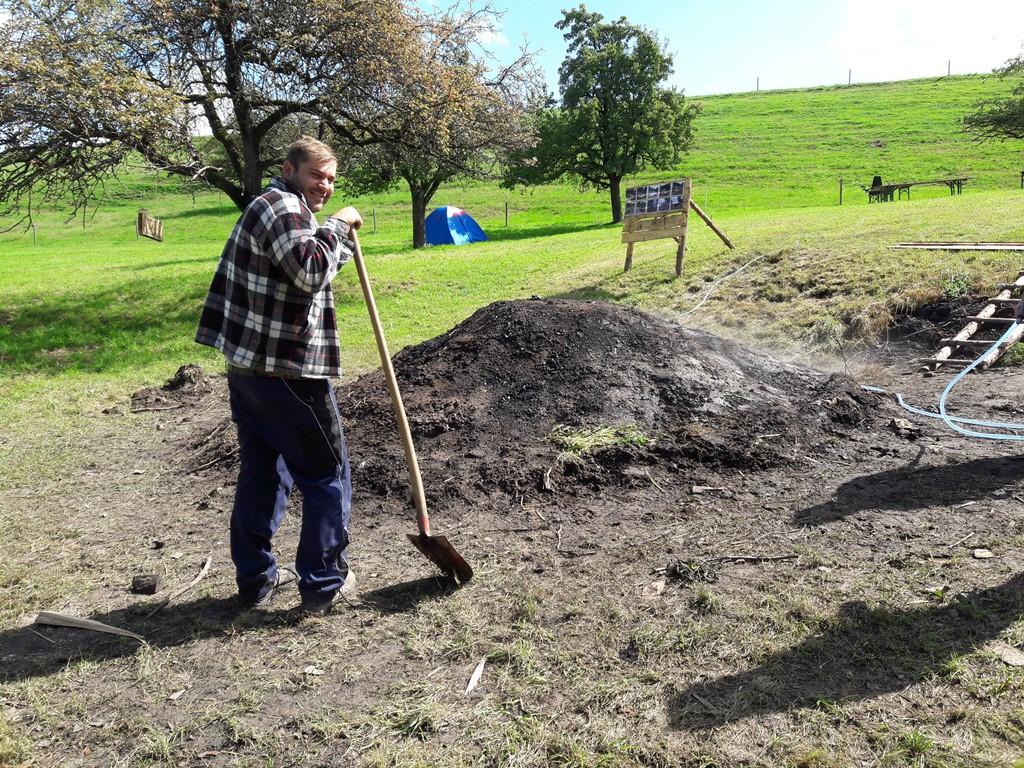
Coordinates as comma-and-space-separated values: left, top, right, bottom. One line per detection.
411, 187, 429, 249
609, 175, 623, 223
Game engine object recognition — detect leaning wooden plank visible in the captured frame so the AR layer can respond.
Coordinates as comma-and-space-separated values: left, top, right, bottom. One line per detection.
979, 322, 1024, 369
34, 612, 145, 642
689, 200, 734, 249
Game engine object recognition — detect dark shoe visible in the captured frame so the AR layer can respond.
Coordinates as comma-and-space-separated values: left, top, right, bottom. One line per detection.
297, 592, 335, 616
246, 566, 297, 609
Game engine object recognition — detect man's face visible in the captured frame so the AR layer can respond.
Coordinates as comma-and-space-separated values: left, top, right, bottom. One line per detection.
283, 157, 337, 212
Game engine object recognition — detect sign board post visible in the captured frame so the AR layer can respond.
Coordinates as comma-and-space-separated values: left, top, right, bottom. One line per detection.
621, 178, 692, 276
136, 209, 164, 242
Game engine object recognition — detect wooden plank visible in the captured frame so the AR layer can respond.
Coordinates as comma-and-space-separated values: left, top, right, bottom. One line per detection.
889, 243, 1024, 251
939, 338, 1009, 346
623, 225, 689, 244
965, 316, 1016, 324
979, 322, 1024, 369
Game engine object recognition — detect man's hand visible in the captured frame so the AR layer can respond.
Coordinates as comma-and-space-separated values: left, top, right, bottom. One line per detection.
332, 206, 363, 230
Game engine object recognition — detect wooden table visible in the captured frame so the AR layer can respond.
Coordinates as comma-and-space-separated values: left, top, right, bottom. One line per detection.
864, 177, 969, 202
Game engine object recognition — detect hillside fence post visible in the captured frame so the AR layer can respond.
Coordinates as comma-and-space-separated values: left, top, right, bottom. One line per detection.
32, 225, 37, 246
839, 178, 844, 205
372, 208, 377, 234
505, 201, 509, 226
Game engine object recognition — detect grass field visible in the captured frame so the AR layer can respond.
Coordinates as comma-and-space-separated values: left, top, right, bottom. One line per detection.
5, 73, 1024, 767
4, 73, 1024, 488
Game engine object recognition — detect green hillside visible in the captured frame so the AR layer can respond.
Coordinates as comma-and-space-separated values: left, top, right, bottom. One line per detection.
662, 75, 1024, 214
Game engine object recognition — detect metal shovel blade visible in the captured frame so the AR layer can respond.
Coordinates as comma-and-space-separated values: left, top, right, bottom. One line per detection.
407, 532, 474, 584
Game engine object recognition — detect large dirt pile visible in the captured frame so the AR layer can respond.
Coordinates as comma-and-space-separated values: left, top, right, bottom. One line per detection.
339, 299, 882, 519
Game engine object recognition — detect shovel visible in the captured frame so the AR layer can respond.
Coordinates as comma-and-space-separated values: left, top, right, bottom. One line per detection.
349, 229, 473, 584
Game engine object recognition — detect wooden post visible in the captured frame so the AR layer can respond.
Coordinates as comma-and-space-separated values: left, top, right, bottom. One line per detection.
839, 178, 843, 206
688, 199, 733, 249
624, 242, 634, 272
505, 201, 509, 226
372, 208, 377, 234
675, 179, 692, 277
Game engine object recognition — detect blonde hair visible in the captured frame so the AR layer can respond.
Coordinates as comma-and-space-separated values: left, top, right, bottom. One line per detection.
285, 136, 337, 169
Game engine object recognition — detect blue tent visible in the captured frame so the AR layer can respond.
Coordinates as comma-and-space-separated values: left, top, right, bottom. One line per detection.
424, 206, 489, 246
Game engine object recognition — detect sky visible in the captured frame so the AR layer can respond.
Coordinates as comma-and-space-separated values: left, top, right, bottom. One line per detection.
480, 0, 1024, 97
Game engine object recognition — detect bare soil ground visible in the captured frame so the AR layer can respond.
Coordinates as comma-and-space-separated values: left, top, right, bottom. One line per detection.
4, 298, 1024, 767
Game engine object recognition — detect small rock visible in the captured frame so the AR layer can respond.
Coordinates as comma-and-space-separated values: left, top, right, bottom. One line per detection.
888, 418, 922, 439
130, 574, 161, 595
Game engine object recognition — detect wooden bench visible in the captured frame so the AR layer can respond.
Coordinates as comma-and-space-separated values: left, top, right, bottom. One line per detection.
863, 176, 970, 203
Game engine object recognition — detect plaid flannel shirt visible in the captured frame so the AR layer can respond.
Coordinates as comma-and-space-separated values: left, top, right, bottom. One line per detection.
195, 177, 354, 378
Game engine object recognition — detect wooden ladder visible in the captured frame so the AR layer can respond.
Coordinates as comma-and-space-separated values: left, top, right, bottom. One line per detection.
920, 270, 1024, 373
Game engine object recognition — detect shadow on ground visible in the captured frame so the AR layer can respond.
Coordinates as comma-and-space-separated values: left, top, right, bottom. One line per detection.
794, 453, 1024, 526
0, 575, 462, 682
669, 572, 1024, 729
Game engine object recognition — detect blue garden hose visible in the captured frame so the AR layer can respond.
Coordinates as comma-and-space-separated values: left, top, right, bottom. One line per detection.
867, 323, 1024, 441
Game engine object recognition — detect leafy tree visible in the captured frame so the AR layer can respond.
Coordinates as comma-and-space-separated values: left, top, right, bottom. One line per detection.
341, 8, 542, 248
503, 5, 700, 223
962, 54, 1024, 140
0, 0, 510, 227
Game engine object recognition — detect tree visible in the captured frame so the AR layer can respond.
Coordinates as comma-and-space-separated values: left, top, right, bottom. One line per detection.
962, 54, 1024, 140
0, 0, 501, 227
503, 5, 700, 223
343, 9, 542, 248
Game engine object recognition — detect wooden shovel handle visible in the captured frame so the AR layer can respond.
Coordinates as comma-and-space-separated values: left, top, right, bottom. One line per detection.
350, 230, 431, 536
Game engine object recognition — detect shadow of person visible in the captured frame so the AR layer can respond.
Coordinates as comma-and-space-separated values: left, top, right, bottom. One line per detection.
357, 575, 460, 614
794, 453, 1024, 526
668, 572, 1024, 730
1, 576, 464, 681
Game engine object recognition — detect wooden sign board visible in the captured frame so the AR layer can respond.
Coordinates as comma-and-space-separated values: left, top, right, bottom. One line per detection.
136, 209, 164, 242
622, 178, 691, 275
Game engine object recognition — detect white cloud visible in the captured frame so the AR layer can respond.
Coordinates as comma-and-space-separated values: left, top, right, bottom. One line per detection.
474, 26, 510, 48
831, 0, 1024, 82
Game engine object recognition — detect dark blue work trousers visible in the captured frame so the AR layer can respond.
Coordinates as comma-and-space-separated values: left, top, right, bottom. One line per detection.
226, 371, 352, 605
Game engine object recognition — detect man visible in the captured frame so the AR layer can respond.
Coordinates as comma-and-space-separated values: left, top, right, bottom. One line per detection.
196, 136, 362, 615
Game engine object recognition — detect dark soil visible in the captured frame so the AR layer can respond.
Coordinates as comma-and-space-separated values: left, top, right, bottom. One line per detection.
142, 298, 1024, 568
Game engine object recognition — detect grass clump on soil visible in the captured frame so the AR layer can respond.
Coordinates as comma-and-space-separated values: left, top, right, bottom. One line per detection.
547, 423, 654, 462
